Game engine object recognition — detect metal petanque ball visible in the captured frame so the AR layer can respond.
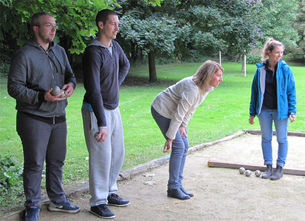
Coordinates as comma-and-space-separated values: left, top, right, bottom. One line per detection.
245, 170, 251, 177
255, 170, 261, 177
51, 86, 61, 96
59, 89, 66, 98
94, 132, 101, 141
239, 167, 246, 174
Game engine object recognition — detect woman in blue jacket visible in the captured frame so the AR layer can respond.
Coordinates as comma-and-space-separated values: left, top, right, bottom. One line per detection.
249, 38, 297, 181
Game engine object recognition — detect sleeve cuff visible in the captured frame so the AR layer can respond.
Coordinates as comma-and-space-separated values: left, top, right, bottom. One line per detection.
38, 92, 45, 103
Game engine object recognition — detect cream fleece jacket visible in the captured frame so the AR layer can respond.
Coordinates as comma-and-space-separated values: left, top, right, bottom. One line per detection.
152, 76, 213, 139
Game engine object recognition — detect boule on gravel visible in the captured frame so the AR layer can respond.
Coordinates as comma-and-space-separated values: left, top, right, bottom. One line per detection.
239, 167, 246, 174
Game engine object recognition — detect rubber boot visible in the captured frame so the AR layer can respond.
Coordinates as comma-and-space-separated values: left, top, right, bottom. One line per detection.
262, 164, 273, 179
270, 165, 283, 180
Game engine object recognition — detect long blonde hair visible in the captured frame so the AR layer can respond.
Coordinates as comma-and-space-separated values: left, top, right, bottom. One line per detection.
192, 60, 223, 91
261, 38, 285, 61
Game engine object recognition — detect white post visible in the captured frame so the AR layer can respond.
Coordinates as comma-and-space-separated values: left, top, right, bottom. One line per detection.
244, 54, 246, 77
219, 51, 221, 66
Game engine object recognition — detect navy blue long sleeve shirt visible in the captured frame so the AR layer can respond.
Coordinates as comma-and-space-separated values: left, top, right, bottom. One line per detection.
263, 61, 278, 110
82, 40, 130, 127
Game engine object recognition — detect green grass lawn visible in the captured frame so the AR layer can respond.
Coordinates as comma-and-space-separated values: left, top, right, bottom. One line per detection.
1, 61, 304, 208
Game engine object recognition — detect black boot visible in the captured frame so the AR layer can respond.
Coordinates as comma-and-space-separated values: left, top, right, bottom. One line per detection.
180, 186, 194, 197
270, 165, 283, 180
262, 164, 273, 179
167, 188, 190, 200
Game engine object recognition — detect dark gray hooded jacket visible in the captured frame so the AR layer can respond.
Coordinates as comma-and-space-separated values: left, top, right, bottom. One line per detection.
8, 39, 76, 118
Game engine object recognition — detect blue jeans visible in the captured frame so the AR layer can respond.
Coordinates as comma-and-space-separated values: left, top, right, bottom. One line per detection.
151, 106, 189, 189
258, 109, 289, 167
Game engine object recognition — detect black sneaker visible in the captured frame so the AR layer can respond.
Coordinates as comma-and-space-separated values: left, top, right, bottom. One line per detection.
90, 204, 115, 219
107, 193, 130, 207
25, 207, 40, 221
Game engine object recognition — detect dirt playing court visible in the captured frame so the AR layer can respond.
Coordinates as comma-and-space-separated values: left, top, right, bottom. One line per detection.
2, 131, 305, 221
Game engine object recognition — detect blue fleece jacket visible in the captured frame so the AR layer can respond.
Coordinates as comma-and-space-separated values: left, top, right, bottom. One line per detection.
249, 59, 297, 119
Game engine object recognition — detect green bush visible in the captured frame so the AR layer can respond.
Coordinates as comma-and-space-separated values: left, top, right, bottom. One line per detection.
0, 62, 10, 78
247, 54, 261, 64
0, 44, 12, 77
0, 156, 23, 193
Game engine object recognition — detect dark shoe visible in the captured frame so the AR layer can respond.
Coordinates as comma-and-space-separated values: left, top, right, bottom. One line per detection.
90, 204, 115, 219
25, 207, 40, 221
180, 187, 194, 197
107, 193, 130, 207
48, 199, 80, 213
262, 164, 273, 179
167, 188, 190, 200
270, 165, 283, 180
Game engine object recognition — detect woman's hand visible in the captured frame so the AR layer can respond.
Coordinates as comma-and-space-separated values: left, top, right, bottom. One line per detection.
249, 116, 255, 125
163, 139, 173, 153
179, 125, 188, 138
289, 114, 296, 122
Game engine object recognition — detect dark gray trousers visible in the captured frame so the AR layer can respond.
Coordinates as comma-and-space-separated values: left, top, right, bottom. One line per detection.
17, 111, 67, 208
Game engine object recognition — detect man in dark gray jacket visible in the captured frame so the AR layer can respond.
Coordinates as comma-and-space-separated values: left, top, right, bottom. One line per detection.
8, 12, 79, 221
82, 9, 130, 219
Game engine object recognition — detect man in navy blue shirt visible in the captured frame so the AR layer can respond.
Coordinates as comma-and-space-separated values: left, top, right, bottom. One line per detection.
82, 9, 130, 219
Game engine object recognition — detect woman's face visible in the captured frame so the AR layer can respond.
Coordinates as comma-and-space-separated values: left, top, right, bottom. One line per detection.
209, 69, 223, 88
268, 46, 284, 63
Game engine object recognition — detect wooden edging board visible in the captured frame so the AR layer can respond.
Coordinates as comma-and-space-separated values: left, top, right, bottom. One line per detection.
208, 160, 305, 176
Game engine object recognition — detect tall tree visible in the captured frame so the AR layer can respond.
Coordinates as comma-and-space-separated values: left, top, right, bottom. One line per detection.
259, 0, 298, 48
119, 13, 177, 82
289, 0, 305, 59
0, 0, 163, 54
117, 0, 265, 81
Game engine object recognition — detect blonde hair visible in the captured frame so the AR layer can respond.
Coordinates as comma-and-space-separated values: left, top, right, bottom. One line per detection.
192, 60, 223, 91
261, 38, 285, 61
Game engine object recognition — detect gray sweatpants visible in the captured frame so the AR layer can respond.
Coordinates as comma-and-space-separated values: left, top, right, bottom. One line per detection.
81, 106, 125, 206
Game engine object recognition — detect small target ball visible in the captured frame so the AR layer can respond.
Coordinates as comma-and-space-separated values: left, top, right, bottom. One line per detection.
245, 170, 251, 177
255, 170, 261, 177
239, 167, 246, 174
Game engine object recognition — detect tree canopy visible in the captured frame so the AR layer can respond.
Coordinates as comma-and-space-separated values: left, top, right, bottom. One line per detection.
0, 0, 162, 54
0, 0, 301, 81
116, 0, 266, 81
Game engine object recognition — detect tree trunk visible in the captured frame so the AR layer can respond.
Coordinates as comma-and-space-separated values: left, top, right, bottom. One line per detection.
148, 50, 157, 82
242, 54, 246, 76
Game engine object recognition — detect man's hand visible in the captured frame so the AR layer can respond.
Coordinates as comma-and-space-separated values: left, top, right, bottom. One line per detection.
95, 128, 108, 143
62, 83, 74, 98
44, 88, 66, 102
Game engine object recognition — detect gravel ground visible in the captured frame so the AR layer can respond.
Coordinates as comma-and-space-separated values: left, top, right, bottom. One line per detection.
2, 131, 305, 221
